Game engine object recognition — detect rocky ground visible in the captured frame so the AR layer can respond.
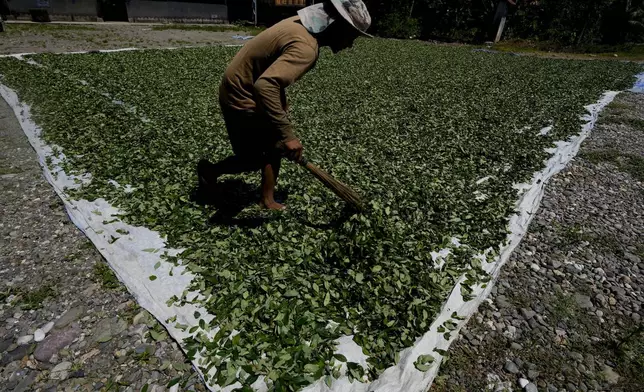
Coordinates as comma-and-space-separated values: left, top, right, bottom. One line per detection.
0, 97, 202, 391
431, 92, 644, 392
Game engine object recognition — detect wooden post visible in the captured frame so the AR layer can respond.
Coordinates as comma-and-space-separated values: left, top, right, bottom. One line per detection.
494, 16, 506, 43
253, 0, 258, 26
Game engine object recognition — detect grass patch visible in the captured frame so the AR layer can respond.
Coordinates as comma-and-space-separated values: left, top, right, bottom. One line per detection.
0, 157, 22, 175
614, 117, 644, 131
549, 291, 580, 325
612, 324, 644, 390
0, 165, 21, 175
553, 222, 625, 255
491, 40, 644, 61
581, 149, 644, 181
19, 284, 56, 310
152, 24, 264, 35
93, 262, 121, 290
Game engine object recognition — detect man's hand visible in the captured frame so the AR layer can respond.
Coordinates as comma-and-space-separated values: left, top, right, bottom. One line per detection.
284, 138, 303, 162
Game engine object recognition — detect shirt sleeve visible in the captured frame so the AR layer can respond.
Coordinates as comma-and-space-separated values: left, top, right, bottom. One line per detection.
253, 42, 317, 143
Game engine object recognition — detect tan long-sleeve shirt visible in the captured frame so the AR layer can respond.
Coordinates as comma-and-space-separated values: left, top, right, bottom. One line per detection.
219, 16, 319, 143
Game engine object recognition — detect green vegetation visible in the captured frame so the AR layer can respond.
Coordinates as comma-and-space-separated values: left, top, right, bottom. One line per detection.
93, 262, 121, 290
581, 149, 644, 181
613, 323, 644, 389
19, 284, 56, 310
0, 40, 640, 390
487, 41, 644, 61
366, 0, 644, 45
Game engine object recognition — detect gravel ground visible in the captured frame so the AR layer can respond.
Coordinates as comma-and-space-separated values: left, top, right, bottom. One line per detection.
0, 23, 250, 54
0, 97, 203, 391
431, 92, 644, 392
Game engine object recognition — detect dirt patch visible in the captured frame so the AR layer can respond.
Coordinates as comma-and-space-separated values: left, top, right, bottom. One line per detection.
0, 22, 252, 54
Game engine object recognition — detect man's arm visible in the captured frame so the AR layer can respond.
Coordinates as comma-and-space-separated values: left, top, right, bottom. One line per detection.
253, 42, 317, 159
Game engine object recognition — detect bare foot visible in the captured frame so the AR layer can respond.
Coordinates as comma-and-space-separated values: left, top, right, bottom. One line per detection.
260, 200, 286, 210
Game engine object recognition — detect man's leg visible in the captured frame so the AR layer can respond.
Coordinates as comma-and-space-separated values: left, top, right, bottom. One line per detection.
198, 156, 261, 187
259, 154, 284, 210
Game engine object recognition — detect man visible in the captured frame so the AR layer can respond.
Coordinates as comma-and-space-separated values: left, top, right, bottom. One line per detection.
491, 0, 516, 41
198, 0, 372, 210
0, 0, 10, 27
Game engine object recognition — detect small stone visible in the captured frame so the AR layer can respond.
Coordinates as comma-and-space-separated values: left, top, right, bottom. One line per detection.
55, 306, 85, 329
135, 344, 156, 356
0, 344, 30, 365
519, 378, 529, 388
504, 360, 520, 374
16, 335, 34, 345
596, 310, 604, 318
514, 357, 525, 368
80, 348, 101, 363
70, 369, 85, 378
50, 361, 72, 380
609, 297, 617, 306
574, 294, 594, 309
528, 369, 539, 379
601, 365, 620, 385
95, 331, 113, 343
12, 371, 37, 392
0, 337, 12, 352
570, 352, 584, 362
93, 318, 128, 343
34, 324, 81, 362
504, 325, 518, 340
496, 295, 512, 309
524, 383, 538, 392
530, 263, 540, 272
510, 342, 523, 350
521, 308, 536, 320
34, 329, 46, 342
41, 321, 55, 334
625, 252, 641, 264
551, 259, 562, 269
133, 311, 150, 325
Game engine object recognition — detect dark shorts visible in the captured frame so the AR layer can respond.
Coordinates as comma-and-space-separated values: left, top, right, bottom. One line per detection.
220, 103, 282, 160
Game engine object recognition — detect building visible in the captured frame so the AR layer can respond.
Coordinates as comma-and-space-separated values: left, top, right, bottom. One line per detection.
4, 0, 313, 24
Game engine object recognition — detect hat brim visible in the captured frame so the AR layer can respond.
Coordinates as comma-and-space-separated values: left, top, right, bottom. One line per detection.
330, 0, 373, 38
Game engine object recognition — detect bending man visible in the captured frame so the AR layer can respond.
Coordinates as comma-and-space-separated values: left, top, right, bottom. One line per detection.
198, 0, 372, 210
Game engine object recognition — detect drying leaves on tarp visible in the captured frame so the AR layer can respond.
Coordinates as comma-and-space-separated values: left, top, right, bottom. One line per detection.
0, 40, 640, 391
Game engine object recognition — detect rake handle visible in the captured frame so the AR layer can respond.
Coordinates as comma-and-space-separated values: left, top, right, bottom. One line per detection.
296, 156, 364, 210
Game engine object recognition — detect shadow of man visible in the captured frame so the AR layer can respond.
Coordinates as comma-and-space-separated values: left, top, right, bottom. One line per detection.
191, 177, 287, 228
